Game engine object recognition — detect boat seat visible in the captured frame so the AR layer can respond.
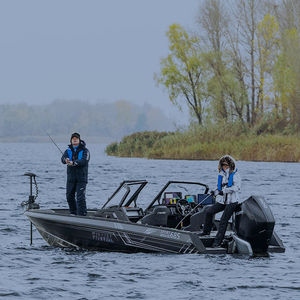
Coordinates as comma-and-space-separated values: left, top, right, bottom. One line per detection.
183, 205, 213, 232
140, 206, 171, 227
94, 207, 130, 222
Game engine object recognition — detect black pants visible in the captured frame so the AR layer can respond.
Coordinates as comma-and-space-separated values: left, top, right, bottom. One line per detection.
203, 202, 239, 244
66, 181, 87, 216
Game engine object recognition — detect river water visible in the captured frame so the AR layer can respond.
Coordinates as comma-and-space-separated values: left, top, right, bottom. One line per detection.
0, 143, 299, 299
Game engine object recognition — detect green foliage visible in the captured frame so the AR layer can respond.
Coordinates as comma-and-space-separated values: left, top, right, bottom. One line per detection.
155, 24, 208, 125
105, 131, 173, 157
106, 127, 300, 162
205, 51, 248, 122
108, 2, 300, 162
253, 113, 289, 135
105, 142, 119, 155
256, 14, 280, 116
154, 2, 300, 131
272, 28, 300, 128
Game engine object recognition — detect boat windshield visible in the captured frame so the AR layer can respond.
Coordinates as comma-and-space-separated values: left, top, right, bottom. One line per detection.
101, 180, 147, 209
146, 181, 209, 211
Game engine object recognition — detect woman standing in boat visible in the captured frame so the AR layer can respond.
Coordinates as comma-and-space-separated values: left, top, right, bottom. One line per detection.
61, 133, 90, 216
200, 155, 241, 247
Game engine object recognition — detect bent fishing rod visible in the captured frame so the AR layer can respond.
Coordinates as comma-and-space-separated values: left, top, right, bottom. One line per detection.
46, 132, 64, 155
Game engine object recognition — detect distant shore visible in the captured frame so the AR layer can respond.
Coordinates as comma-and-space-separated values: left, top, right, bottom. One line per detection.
105, 130, 300, 162
0, 136, 114, 143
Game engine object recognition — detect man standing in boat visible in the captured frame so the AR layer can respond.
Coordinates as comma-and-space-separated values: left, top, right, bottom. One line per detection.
61, 133, 90, 216
200, 155, 241, 247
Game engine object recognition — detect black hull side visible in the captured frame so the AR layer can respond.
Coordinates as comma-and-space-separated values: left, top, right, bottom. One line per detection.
26, 212, 206, 254
25, 209, 284, 255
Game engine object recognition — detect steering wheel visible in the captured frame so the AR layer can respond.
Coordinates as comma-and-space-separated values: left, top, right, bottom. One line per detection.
176, 199, 195, 216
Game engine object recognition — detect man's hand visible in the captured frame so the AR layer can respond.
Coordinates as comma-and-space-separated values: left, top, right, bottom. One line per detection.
65, 158, 73, 166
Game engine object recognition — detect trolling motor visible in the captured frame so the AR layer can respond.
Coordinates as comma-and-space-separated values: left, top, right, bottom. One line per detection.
22, 172, 40, 246
21, 172, 40, 210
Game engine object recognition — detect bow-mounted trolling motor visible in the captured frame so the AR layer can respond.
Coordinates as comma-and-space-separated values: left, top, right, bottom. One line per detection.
21, 172, 40, 210
22, 172, 40, 245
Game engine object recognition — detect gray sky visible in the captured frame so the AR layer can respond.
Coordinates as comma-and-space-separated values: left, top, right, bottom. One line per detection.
0, 0, 200, 123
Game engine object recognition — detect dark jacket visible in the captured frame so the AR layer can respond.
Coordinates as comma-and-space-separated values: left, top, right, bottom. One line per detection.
61, 140, 90, 183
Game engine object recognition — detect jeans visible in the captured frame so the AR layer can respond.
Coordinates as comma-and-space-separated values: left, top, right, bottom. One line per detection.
203, 202, 239, 244
66, 181, 87, 216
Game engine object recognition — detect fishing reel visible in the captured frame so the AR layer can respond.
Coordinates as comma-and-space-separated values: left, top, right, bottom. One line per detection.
21, 172, 40, 210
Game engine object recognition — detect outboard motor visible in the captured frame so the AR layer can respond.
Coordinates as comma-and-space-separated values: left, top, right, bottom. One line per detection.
235, 196, 275, 254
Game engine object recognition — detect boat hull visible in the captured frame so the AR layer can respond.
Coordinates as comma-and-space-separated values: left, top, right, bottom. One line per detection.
26, 210, 210, 254
25, 209, 284, 255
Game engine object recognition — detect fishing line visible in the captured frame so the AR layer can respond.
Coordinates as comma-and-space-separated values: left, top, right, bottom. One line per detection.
46, 131, 64, 155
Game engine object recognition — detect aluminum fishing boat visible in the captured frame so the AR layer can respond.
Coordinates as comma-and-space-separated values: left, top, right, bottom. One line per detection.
23, 173, 285, 255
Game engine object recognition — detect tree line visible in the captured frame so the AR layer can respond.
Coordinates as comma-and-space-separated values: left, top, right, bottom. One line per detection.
155, 0, 300, 133
0, 100, 172, 140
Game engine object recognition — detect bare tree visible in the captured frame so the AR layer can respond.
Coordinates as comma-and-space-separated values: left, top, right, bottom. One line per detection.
279, 0, 300, 128
236, 0, 262, 125
226, 27, 249, 123
197, 0, 229, 121
225, 4, 250, 123
155, 24, 209, 125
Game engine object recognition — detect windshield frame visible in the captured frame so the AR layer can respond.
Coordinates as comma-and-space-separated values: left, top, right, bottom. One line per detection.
145, 180, 209, 211
101, 180, 148, 209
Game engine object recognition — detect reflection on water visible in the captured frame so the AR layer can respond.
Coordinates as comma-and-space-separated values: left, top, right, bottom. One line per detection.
0, 143, 300, 299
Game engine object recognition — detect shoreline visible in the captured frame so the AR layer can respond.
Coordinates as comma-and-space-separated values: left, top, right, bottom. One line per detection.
106, 155, 299, 163
0, 136, 114, 143
105, 131, 300, 163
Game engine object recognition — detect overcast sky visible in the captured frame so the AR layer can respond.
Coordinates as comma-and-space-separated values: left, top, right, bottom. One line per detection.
0, 0, 200, 122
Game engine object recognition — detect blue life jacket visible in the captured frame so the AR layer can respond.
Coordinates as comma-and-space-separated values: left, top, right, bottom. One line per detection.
218, 170, 237, 191
62, 140, 89, 183
67, 146, 83, 161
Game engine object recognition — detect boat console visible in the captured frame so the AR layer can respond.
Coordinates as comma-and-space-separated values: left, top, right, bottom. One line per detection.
141, 181, 214, 228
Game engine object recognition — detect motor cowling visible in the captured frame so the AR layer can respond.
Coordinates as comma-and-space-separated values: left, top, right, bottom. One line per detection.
235, 196, 275, 254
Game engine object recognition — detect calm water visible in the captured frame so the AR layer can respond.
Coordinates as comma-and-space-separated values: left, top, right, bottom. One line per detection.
0, 143, 299, 300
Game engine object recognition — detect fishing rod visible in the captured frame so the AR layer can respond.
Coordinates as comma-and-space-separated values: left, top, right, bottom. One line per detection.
46, 132, 64, 155
175, 193, 214, 229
